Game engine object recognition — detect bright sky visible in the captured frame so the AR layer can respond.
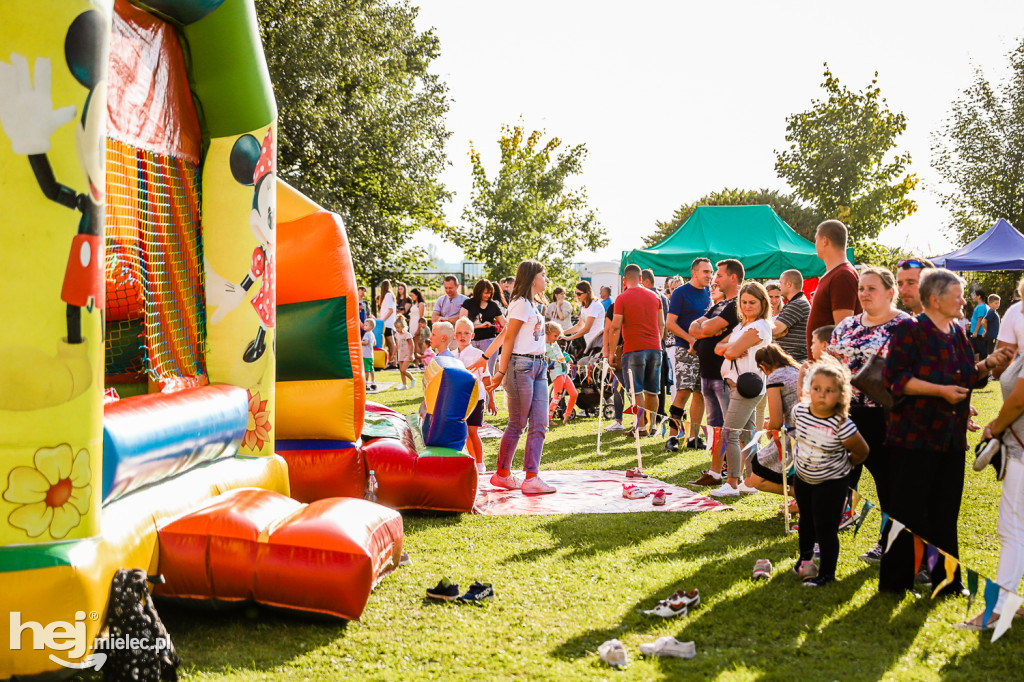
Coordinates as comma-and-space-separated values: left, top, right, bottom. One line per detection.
412, 0, 1024, 267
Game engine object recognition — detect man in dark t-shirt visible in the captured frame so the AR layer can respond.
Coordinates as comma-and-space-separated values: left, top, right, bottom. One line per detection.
687, 259, 743, 486
666, 258, 713, 449
806, 220, 861, 357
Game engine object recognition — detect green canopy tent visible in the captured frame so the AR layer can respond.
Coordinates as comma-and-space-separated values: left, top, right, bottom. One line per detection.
621, 205, 844, 279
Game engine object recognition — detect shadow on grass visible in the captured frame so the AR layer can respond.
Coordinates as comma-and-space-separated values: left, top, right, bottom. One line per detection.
502, 510, 704, 564
551, 532, 937, 682
152, 600, 346, 676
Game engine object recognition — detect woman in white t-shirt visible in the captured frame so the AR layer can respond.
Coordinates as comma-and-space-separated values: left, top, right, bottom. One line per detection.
485, 259, 557, 496
561, 281, 605, 355
711, 281, 774, 497
377, 279, 398, 367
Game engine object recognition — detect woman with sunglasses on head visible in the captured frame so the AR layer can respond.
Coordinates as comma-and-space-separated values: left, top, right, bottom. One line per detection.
560, 281, 605, 357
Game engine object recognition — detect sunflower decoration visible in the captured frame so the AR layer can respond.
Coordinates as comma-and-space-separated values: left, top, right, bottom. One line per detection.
4, 444, 91, 539
244, 388, 272, 452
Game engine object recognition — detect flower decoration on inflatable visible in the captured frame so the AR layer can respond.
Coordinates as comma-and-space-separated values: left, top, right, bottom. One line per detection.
3, 444, 91, 538
244, 389, 272, 452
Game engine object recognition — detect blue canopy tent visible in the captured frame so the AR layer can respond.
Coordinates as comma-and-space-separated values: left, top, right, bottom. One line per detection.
930, 219, 1024, 271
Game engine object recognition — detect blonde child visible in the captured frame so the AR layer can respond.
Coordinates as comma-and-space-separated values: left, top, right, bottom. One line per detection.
545, 322, 578, 425
453, 318, 495, 473
394, 317, 415, 390
429, 321, 455, 358
792, 357, 869, 586
798, 324, 835, 401
361, 318, 377, 390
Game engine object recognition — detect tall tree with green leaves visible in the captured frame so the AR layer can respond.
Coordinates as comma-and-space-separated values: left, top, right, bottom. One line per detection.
932, 39, 1024, 244
445, 125, 607, 288
775, 65, 919, 241
256, 0, 451, 286
644, 188, 823, 247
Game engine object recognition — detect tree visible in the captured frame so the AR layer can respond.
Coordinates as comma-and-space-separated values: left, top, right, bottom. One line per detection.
932, 39, 1024, 245
644, 188, 823, 247
256, 0, 451, 286
444, 125, 608, 288
775, 65, 919, 242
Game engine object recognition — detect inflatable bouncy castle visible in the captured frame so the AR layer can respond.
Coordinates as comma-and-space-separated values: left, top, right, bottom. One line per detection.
0, 2, 405, 678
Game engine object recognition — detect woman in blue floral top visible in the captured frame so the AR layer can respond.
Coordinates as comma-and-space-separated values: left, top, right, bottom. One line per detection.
828, 267, 909, 560
881, 268, 1013, 594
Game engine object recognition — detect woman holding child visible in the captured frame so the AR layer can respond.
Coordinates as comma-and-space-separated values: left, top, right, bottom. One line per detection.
882, 268, 1012, 594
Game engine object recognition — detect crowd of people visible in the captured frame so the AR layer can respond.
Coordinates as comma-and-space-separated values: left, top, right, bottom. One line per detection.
357, 218, 1024, 621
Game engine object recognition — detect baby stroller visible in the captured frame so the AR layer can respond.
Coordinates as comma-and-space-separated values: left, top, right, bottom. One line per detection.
550, 344, 615, 420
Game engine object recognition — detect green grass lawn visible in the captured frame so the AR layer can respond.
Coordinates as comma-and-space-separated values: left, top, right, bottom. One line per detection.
135, 375, 1016, 680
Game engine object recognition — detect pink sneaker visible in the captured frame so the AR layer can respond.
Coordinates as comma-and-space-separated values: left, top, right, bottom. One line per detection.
521, 476, 556, 495
623, 484, 650, 500
490, 472, 523, 490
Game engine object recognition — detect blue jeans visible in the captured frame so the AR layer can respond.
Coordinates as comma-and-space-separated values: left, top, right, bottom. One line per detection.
498, 355, 549, 473
701, 377, 730, 427
623, 349, 662, 395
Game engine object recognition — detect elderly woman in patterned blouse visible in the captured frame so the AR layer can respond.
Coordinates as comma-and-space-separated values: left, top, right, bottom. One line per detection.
881, 268, 1013, 595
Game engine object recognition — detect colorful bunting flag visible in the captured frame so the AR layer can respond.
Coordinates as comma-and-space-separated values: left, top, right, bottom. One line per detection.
982, 579, 1001, 630
885, 520, 905, 554
926, 544, 940, 574
966, 569, 979, 617
913, 537, 925, 576
993, 593, 1024, 642
853, 500, 874, 538
931, 554, 959, 599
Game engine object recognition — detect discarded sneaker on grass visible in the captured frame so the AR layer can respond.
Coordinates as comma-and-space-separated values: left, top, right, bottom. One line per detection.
457, 581, 494, 604
625, 467, 648, 479
642, 589, 696, 618
426, 578, 460, 601
652, 489, 671, 506
639, 636, 696, 659
598, 639, 628, 668
752, 559, 773, 580
623, 484, 650, 500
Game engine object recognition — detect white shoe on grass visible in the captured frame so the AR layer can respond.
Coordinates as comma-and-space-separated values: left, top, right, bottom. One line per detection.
709, 482, 740, 497
604, 421, 624, 432
639, 636, 696, 659
737, 482, 759, 494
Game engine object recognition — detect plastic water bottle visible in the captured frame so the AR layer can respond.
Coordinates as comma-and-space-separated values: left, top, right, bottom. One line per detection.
365, 469, 379, 503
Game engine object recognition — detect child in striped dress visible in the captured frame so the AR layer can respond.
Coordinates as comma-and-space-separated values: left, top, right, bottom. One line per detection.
792, 357, 869, 586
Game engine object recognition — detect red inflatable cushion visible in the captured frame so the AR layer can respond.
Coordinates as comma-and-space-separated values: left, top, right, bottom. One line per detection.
277, 442, 365, 502
156, 488, 403, 620
362, 438, 478, 512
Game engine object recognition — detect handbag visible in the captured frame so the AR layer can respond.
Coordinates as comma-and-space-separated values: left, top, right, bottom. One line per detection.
850, 353, 894, 410
731, 360, 764, 399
